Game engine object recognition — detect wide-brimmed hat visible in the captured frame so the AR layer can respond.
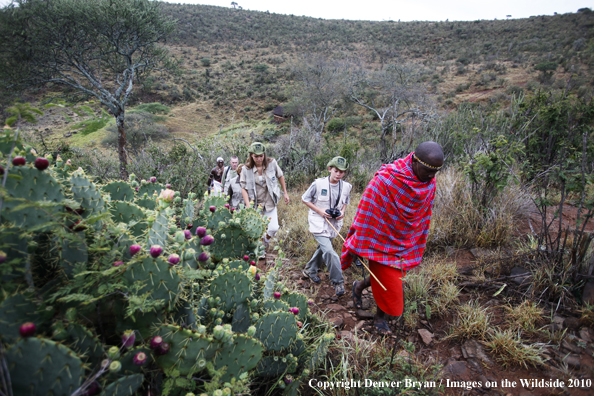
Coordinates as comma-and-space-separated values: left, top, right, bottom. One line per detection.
248, 142, 266, 155
327, 156, 349, 171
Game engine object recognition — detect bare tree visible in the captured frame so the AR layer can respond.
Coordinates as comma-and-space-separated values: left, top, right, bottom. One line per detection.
348, 63, 433, 161
0, 0, 175, 179
288, 55, 348, 145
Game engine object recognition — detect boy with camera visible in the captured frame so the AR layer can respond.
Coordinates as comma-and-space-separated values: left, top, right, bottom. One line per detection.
301, 156, 353, 296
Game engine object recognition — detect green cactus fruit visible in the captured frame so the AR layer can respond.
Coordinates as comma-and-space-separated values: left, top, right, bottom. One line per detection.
101, 374, 144, 396
110, 201, 147, 237
210, 270, 252, 311
6, 337, 84, 396
2, 166, 64, 229
102, 181, 135, 201
254, 312, 299, 351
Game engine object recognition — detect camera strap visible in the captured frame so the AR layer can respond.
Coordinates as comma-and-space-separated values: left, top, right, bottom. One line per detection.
327, 177, 342, 210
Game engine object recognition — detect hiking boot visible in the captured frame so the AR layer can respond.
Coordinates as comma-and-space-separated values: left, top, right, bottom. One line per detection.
302, 270, 320, 284
334, 283, 345, 297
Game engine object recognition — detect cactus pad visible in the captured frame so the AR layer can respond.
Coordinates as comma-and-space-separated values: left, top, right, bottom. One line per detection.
137, 182, 165, 197
134, 198, 156, 210
213, 333, 264, 382
210, 270, 252, 311
102, 181, 135, 201
0, 294, 41, 343
154, 324, 217, 375
6, 337, 84, 396
210, 223, 252, 262
123, 257, 182, 307
281, 293, 309, 320
254, 312, 298, 351
110, 201, 146, 237
70, 170, 105, 218
231, 302, 251, 333
147, 211, 169, 250
2, 166, 64, 228
101, 374, 144, 396
234, 208, 267, 240
261, 299, 290, 314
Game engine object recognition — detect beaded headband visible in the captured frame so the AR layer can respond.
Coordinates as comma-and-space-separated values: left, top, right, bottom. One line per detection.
413, 153, 443, 171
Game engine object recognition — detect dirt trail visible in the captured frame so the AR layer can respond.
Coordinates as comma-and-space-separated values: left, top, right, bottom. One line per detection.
257, 215, 593, 396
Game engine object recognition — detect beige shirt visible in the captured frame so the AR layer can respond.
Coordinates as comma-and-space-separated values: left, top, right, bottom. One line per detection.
240, 159, 284, 212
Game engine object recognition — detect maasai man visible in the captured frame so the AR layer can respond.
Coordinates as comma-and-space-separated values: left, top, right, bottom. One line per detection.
343, 141, 443, 335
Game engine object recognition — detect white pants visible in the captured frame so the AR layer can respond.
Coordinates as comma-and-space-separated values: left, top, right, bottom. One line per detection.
262, 207, 279, 237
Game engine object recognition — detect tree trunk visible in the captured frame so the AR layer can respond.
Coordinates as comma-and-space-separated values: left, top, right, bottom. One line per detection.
115, 109, 129, 180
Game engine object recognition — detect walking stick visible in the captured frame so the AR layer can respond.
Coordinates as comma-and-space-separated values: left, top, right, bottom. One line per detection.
324, 217, 387, 291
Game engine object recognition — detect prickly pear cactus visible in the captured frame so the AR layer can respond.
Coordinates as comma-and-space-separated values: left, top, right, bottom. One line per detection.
147, 211, 170, 249
134, 197, 156, 210
1, 166, 65, 228
123, 257, 182, 308
214, 333, 264, 382
101, 374, 144, 396
137, 182, 166, 197
281, 292, 309, 321
103, 181, 135, 201
6, 338, 85, 396
254, 312, 299, 351
235, 208, 267, 240
110, 201, 146, 237
70, 169, 105, 218
210, 270, 252, 311
0, 294, 42, 343
210, 223, 253, 262
60, 231, 88, 277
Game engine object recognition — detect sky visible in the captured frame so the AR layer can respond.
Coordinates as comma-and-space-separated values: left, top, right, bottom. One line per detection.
157, 0, 594, 21
0, 0, 592, 21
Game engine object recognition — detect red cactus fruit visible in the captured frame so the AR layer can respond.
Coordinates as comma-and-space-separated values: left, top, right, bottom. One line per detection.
149, 336, 163, 350
133, 351, 147, 366
156, 342, 170, 355
113, 261, 124, 267
200, 235, 214, 246
195, 227, 207, 238
274, 292, 281, 300
129, 244, 141, 256
198, 252, 210, 262
149, 245, 163, 258
12, 156, 26, 166
184, 230, 192, 240
209, 206, 216, 213
243, 255, 249, 261
122, 330, 136, 348
19, 322, 36, 338
34, 157, 50, 170
168, 254, 180, 265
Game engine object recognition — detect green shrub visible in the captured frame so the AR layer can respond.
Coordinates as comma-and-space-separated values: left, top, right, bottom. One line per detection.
326, 117, 346, 133
200, 57, 211, 67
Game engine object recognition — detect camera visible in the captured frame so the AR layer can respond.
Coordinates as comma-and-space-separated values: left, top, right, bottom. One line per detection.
325, 208, 341, 219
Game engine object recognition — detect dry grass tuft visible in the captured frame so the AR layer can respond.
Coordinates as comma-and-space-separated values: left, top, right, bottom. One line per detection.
505, 300, 544, 334
485, 329, 547, 369
446, 299, 491, 341
428, 167, 532, 248
433, 280, 461, 316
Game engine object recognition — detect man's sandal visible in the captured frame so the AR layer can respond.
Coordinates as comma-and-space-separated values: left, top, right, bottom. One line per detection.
375, 320, 392, 336
352, 281, 363, 309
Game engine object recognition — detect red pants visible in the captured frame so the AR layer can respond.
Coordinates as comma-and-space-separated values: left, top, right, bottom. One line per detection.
369, 260, 406, 316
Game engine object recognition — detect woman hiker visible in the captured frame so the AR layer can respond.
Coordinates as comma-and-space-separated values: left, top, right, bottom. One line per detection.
240, 142, 290, 257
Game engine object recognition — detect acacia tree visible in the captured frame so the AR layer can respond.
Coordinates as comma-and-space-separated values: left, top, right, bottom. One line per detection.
348, 63, 433, 161
0, 0, 175, 179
